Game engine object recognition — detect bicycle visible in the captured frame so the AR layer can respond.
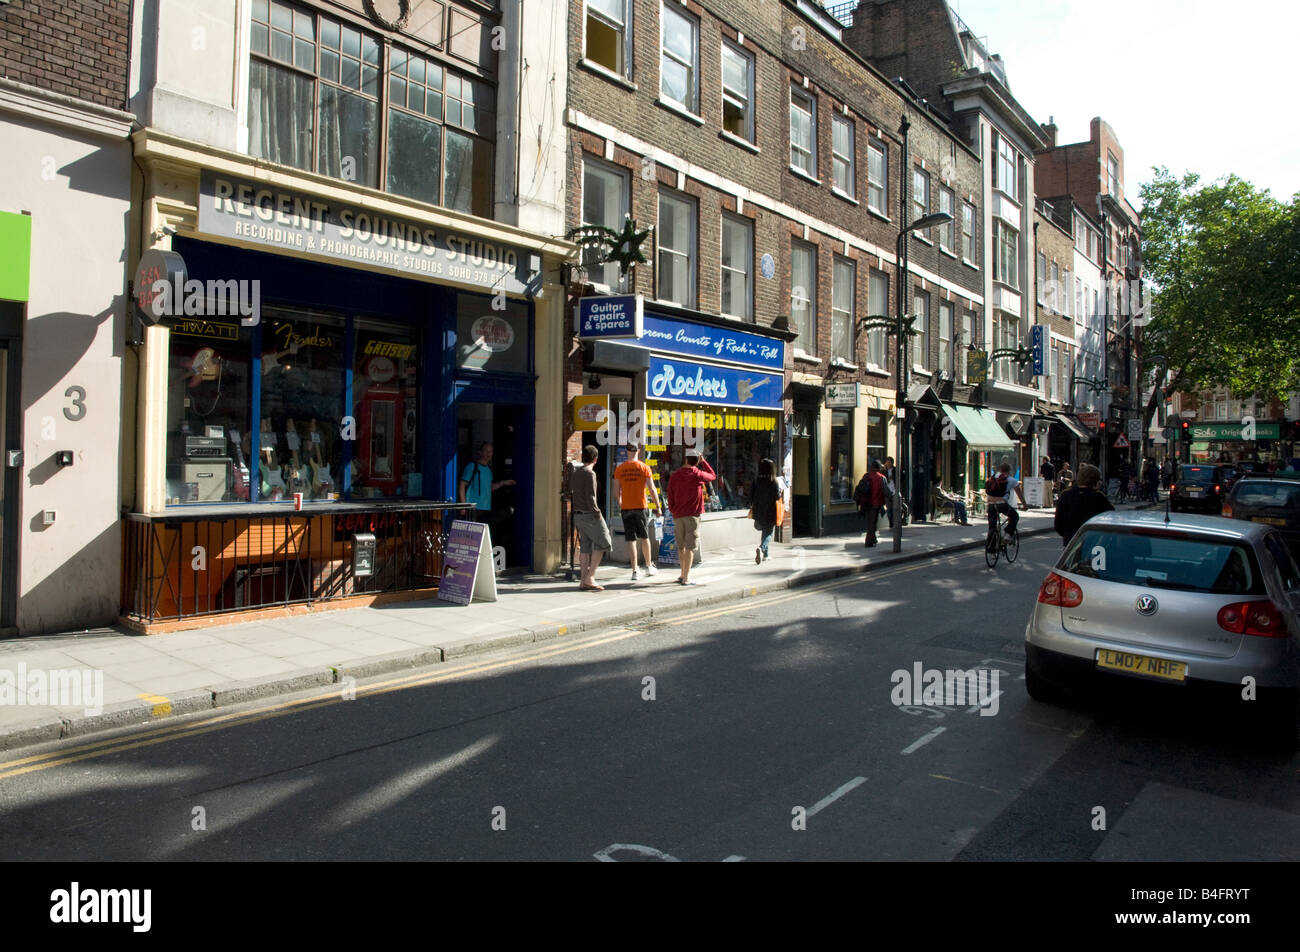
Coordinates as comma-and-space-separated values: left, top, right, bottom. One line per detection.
984, 508, 1020, 568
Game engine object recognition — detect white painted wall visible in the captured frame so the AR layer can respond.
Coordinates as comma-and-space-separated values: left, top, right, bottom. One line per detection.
0, 105, 131, 633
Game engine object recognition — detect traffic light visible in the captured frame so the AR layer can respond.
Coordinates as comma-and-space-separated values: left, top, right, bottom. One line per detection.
1180, 420, 1190, 437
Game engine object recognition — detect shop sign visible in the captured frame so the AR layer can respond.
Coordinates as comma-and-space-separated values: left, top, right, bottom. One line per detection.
578, 295, 643, 339
1190, 423, 1280, 441
966, 349, 988, 385
642, 313, 784, 371
470, 315, 515, 353
134, 248, 188, 324
645, 405, 778, 432
1077, 412, 1101, 430
573, 395, 610, 431
825, 383, 859, 408
647, 356, 783, 410
438, 519, 498, 605
198, 171, 536, 296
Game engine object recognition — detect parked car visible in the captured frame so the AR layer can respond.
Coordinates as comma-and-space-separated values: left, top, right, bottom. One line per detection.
1025, 511, 1300, 746
1169, 463, 1227, 514
1224, 473, 1300, 565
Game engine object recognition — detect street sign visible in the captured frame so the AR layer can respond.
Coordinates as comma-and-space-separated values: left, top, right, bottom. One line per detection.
1008, 413, 1028, 436
1030, 325, 1045, 375
1114, 434, 1130, 449
1127, 418, 1142, 441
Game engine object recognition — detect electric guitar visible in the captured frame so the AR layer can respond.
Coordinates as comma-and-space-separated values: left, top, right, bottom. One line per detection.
307, 419, 335, 496
230, 433, 251, 502
285, 419, 309, 498
259, 418, 287, 501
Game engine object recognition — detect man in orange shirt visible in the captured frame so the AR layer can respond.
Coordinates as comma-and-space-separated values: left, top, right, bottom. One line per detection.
614, 444, 662, 581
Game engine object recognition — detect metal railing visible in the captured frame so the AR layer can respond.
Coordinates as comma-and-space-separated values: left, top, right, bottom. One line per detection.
121, 503, 475, 623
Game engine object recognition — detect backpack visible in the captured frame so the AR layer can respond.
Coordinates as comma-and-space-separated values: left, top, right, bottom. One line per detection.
985, 473, 1008, 496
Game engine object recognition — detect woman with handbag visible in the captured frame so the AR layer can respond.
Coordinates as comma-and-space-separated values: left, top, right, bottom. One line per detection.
750, 458, 783, 564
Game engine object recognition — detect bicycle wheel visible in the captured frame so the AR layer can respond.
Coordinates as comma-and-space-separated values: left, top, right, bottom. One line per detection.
984, 526, 1000, 568
1005, 528, 1020, 563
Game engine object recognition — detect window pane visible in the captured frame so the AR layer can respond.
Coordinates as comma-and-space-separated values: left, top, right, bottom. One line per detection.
661, 59, 689, 106
663, 6, 694, 61
320, 15, 338, 48
832, 258, 853, 360
318, 84, 380, 187
251, 21, 269, 55
253, 0, 269, 24
294, 37, 314, 71
271, 28, 292, 64
293, 12, 313, 39
341, 25, 360, 59
791, 244, 814, 353
722, 45, 745, 93
387, 108, 443, 206
829, 411, 852, 503
248, 59, 313, 172
270, 1, 291, 32
340, 55, 361, 89
443, 129, 492, 217
720, 215, 751, 319
409, 54, 425, 85
586, 15, 622, 72
320, 48, 339, 82
589, 0, 625, 22
583, 163, 627, 287
407, 83, 425, 114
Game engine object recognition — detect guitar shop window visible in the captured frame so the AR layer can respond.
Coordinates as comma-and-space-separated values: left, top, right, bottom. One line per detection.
353, 320, 420, 498
164, 318, 253, 505
259, 308, 346, 502
645, 405, 778, 513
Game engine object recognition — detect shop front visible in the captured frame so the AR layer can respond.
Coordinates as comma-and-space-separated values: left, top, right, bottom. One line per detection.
126, 135, 571, 627
576, 299, 789, 552
1187, 421, 1284, 466
937, 403, 1016, 511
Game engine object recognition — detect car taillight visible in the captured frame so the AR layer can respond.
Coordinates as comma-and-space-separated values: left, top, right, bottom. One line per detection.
1217, 600, 1287, 638
1038, 572, 1084, 607
1214, 485, 1221, 493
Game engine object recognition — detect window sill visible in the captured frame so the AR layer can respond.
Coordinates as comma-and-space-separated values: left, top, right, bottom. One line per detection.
719, 129, 759, 154
656, 97, 704, 125
866, 206, 892, 225
789, 164, 821, 186
578, 58, 638, 92
912, 366, 931, 377
829, 357, 858, 371
831, 187, 858, 206
962, 258, 979, 271
913, 235, 934, 247
939, 248, 958, 260
864, 364, 889, 378
794, 350, 823, 366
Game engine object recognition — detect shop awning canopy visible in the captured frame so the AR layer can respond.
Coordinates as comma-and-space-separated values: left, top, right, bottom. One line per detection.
940, 403, 1017, 452
1053, 413, 1093, 442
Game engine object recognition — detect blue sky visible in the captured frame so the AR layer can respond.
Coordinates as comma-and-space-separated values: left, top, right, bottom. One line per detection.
949, 0, 1300, 206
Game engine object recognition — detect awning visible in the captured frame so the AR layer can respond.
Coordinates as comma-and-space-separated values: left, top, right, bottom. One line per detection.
907, 383, 943, 410
941, 403, 1017, 452
1053, 413, 1093, 442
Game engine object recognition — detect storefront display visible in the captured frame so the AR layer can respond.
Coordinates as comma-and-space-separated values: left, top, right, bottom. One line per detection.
644, 403, 778, 513
165, 305, 421, 505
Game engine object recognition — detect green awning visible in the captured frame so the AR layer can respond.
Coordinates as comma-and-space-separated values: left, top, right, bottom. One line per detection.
941, 403, 1016, 452
0, 210, 31, 302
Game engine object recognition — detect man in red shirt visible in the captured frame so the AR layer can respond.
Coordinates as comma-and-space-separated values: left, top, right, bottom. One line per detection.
666, 448, 716, 585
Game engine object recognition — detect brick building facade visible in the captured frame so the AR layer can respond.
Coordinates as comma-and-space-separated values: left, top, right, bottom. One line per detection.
566, 0, 987, 550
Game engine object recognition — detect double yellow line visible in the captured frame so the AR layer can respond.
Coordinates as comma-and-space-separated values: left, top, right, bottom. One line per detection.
0, 548, 982, 780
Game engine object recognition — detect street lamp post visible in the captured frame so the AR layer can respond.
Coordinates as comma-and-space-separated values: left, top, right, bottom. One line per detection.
889, 117, 953, 553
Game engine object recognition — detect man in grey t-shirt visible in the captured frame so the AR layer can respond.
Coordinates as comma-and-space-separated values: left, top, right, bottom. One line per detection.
570, 444, 612, 591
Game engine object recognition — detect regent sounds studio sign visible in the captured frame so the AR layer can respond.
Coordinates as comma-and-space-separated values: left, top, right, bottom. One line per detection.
198, 172, 535, 295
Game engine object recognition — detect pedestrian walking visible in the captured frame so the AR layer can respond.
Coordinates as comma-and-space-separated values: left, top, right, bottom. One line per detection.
666, 447, 716, 585
750, 458, 783, 563
854, 459, 889, 546
614, 443, 661, 581
569, 445, 612, 591
883, 456, 899, 527
1054, 462, 1114, 546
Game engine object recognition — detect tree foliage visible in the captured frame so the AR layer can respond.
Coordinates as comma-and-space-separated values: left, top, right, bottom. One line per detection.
1140, 167, 1299, 402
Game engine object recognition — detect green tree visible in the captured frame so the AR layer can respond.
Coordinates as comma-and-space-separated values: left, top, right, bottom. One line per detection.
1140, 168, 1299, 415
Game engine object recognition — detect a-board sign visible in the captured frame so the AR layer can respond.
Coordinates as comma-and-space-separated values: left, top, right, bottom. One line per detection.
438, 520, 498, 605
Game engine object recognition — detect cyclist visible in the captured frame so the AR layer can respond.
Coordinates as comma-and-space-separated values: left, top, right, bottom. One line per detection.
985, 461, 1026, 543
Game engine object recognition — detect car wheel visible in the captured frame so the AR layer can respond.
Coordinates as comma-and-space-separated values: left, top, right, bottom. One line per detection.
1025, 663, 1066, 704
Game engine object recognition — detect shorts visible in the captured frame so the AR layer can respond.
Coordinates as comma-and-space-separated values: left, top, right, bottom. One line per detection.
621, 509, 651, 540
573, 511, 612, 554
674, 515, 700, 551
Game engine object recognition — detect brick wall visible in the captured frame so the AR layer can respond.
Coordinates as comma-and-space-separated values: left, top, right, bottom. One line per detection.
0, 0, 129, 108
566, 0, 984, 391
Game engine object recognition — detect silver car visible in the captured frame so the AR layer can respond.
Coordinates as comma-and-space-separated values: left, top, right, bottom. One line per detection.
1025, 511, 1300, 745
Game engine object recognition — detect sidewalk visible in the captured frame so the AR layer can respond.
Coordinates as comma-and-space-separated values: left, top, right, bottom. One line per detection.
0, 502, 1149, 751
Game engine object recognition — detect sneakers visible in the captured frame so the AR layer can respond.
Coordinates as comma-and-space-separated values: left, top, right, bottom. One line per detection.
677, 577, 701, 586
645, 563, 658, 576
631, 568, 641, 582
755, 547, 763, 565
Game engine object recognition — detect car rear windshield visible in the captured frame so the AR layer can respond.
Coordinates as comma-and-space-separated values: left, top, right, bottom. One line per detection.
1178, 466, 1216, 485
1061, 527, 1266, 595
1233, 482, 1300, 509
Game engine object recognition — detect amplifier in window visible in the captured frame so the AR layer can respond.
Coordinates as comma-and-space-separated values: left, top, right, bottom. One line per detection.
185, 436, 227, 458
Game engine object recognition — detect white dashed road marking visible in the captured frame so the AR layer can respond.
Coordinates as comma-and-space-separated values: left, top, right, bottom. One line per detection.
901, 726, 947, 755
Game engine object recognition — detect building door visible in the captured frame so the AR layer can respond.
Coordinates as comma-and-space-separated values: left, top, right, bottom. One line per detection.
0, 333, 18, 631
455, 399, 533, 570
